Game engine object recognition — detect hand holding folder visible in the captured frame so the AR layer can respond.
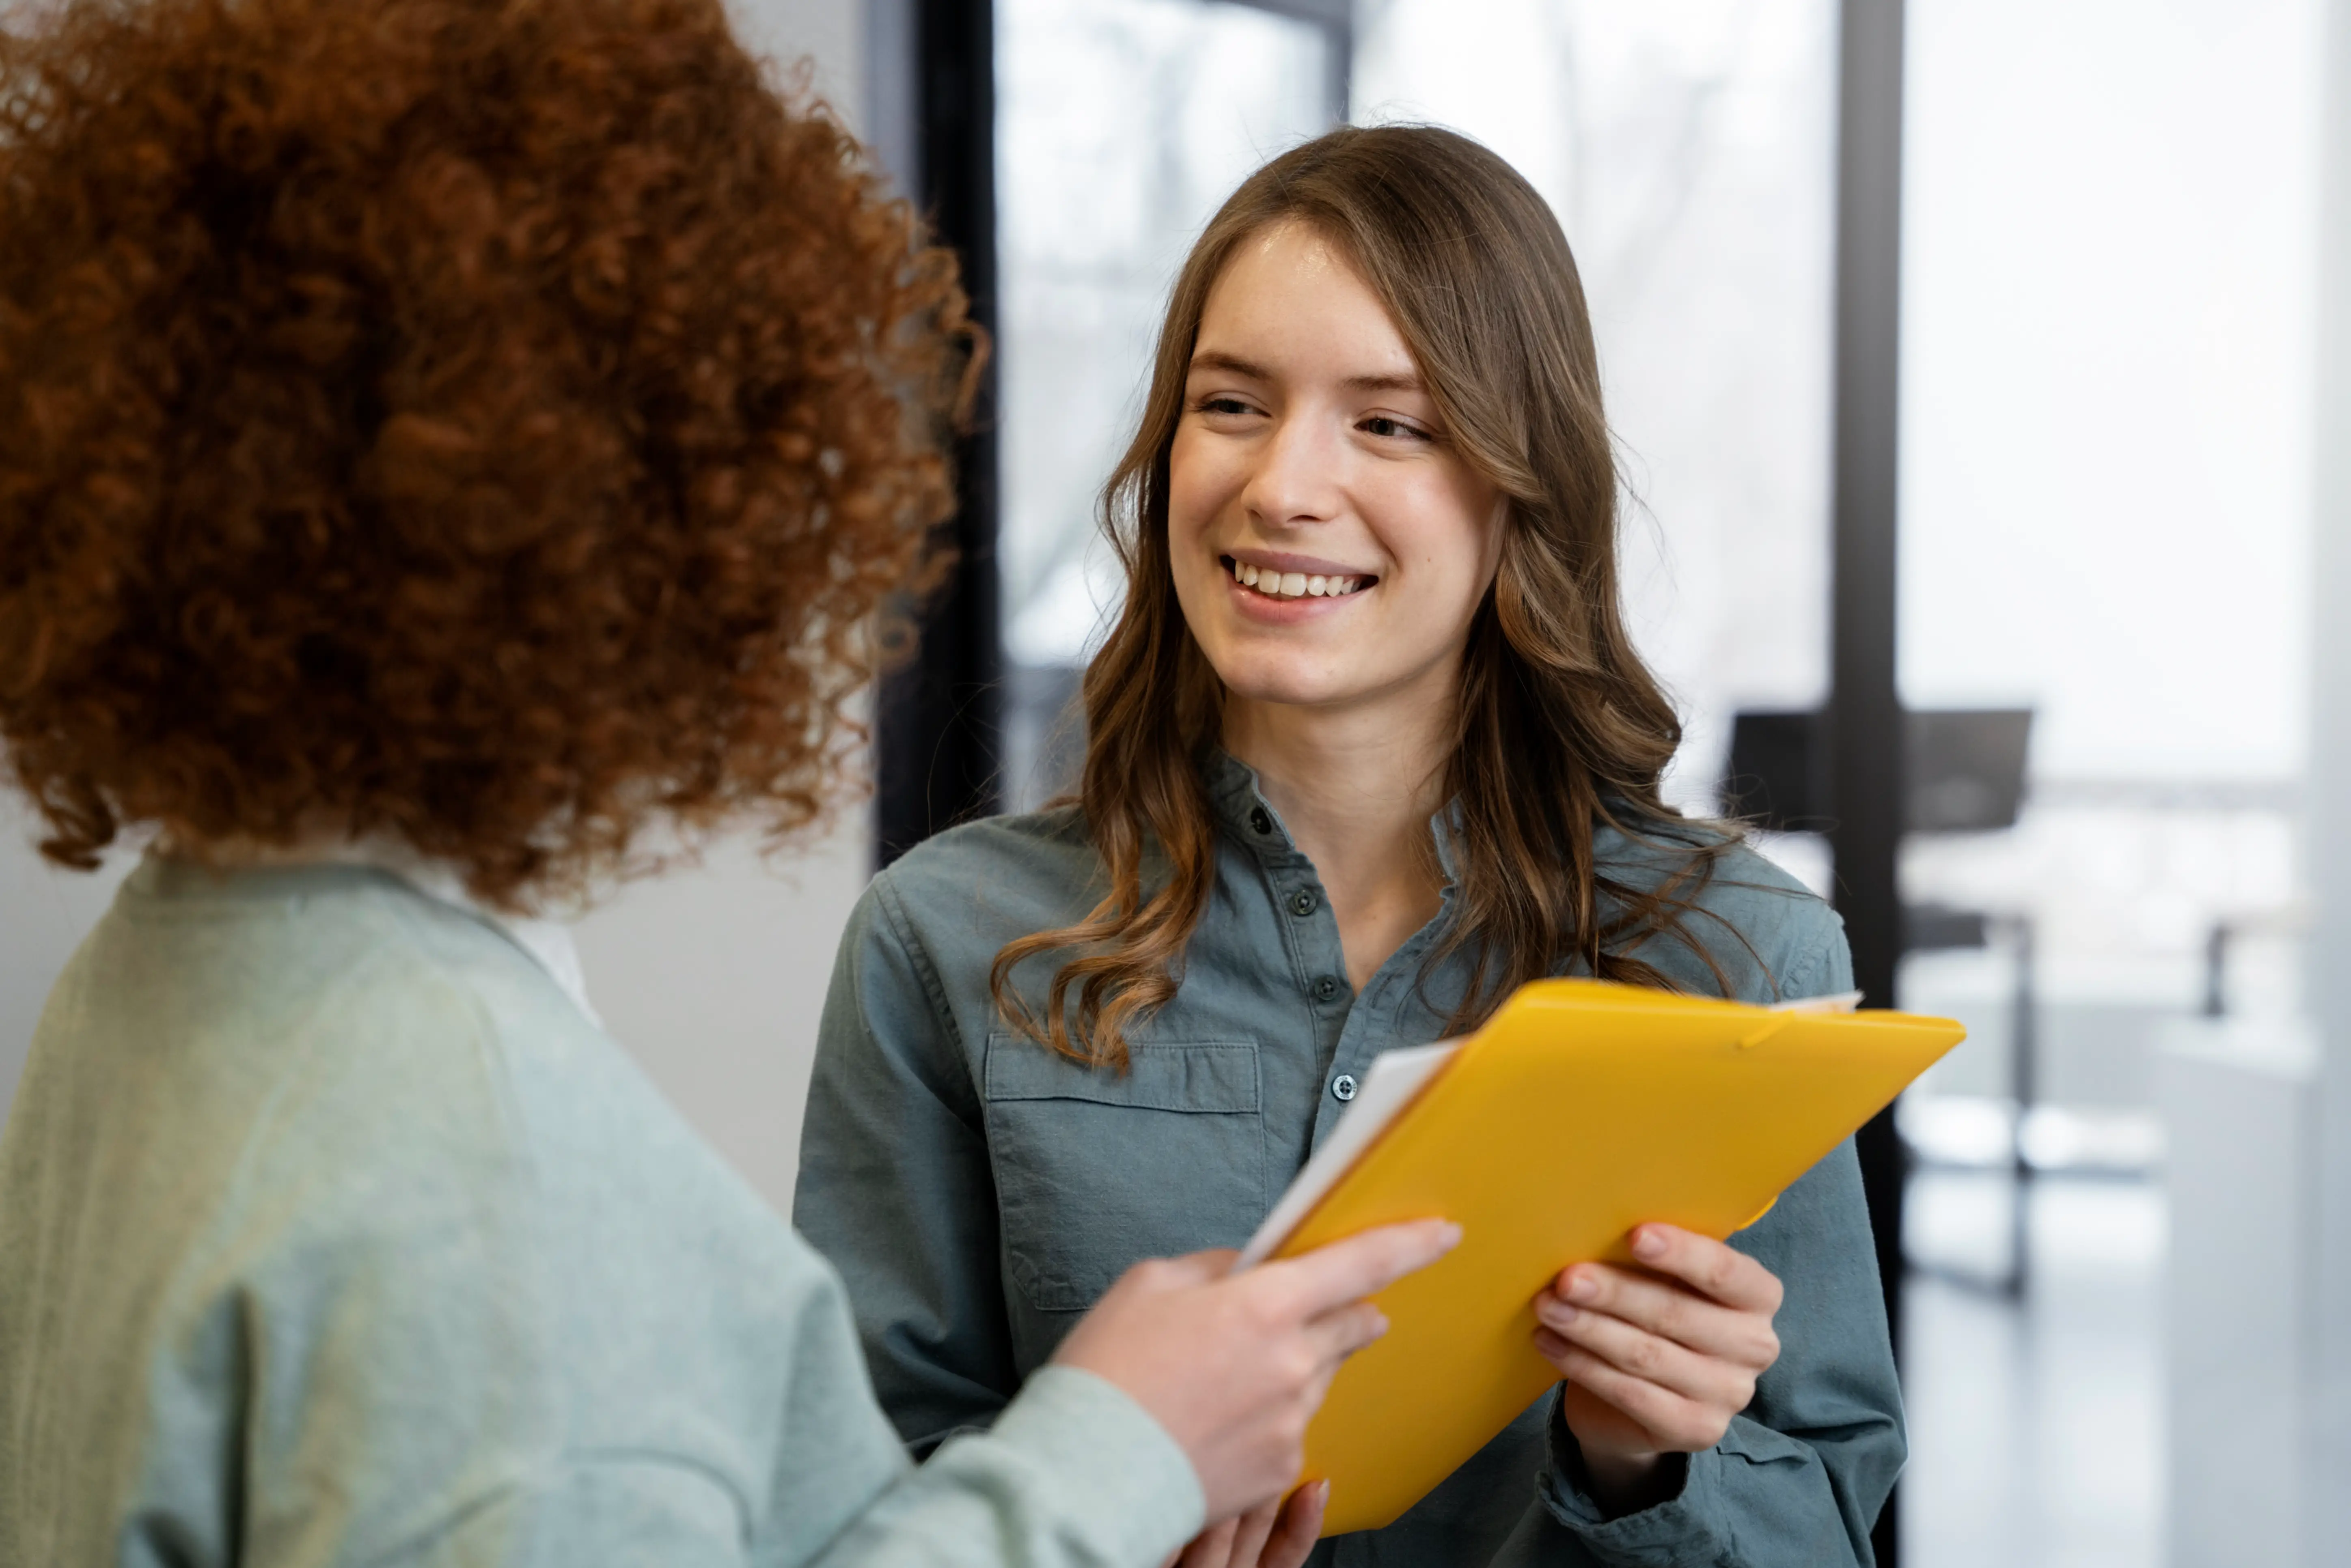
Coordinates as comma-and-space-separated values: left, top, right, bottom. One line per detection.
1236, 978, 1965, 1537
1534, 1216, 1789, 1512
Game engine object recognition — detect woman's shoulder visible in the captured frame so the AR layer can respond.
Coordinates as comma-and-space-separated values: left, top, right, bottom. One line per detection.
7, 870, 833, 1550
1590, 815, 1851, 1004
861, 805, 1107, 947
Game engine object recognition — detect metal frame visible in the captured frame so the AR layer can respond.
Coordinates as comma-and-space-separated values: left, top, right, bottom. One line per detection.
867, 0, 1005, 866
2307, 3, 2351, 1558
1827, 0, 1909, 1561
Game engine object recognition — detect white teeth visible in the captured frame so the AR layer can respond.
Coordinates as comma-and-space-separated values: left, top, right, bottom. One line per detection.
1227, 560, 1371, 598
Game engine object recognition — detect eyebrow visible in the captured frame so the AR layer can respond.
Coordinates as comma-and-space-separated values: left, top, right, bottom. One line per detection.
1187, 351, 1425, 396
1188, 350, 1272, 381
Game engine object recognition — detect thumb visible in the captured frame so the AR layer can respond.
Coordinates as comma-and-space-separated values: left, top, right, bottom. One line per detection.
1139, 1248, 1240, 1291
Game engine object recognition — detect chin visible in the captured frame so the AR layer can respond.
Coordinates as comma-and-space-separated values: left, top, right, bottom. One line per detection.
1207, 656, 1360, 711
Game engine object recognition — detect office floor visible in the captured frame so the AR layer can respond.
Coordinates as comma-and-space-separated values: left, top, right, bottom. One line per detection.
1902, 1171, 2165, 1568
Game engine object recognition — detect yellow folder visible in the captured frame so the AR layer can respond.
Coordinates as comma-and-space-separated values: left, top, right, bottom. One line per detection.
1244, 978, 1965, 1537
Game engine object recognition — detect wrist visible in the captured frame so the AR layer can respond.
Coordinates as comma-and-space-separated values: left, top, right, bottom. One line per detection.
1581, 1448, 1682, 1516
1553, 1399, 1687, 1518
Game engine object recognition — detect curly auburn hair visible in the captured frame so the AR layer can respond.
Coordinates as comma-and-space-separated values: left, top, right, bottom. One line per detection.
0, 0, 970, 905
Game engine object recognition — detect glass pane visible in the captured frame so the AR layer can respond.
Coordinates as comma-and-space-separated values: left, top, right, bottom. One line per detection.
1353, 0, 1840, 841
1894, 1, 2321, 1558
996, 0, 1333, 806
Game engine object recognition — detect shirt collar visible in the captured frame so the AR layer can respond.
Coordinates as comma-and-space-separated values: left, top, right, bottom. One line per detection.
203, 839, 604, 1029
1201, 747, 1464, 894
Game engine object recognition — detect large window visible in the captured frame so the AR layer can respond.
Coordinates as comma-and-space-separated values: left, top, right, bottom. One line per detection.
994, 0, 1839, 823
995, 0, 1341, 806
1890, 2, 2322, 1562
1354, 0, 1840, 823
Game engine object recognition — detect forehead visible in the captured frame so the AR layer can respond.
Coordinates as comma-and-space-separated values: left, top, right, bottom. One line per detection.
1193, 221, 1419, 384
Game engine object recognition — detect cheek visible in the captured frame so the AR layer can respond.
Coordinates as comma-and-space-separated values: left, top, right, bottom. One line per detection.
1377, 477, 1501, 616
1166, 429, 1223, 546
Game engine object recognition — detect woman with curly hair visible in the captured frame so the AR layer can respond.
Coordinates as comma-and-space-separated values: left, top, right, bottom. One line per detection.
796, 126, 1903, 1566
0, 3, 1456, 1564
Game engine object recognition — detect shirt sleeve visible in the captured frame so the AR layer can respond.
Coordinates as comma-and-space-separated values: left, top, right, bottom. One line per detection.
793, 875, 1022, 1454
365, 1305, 1204, 1568
1492, 920, 1907, 1567
806, 1366, 1206, 1568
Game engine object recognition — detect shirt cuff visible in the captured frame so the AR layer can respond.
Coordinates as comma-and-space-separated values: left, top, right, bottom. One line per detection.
1538, 1389, 1734, 1566
982, 1365, 1207, 1563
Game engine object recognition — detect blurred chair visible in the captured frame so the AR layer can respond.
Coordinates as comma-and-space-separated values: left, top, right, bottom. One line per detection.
1722, 706, 2037, 1294
1719, 707, 2032, 837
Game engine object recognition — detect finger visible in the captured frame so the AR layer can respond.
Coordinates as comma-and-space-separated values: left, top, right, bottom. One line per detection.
1176, 1516, 1238, 1568
1543, 1264, 1777, 1366
1624, 1225, 1782, 1315
1261, 1482, 1329, 1568
1536, 1330, 1728, 1453
1225, 1495, 1281, 1568
1141, 1249, 1243, 1292
1301, 1299, 1390, 1364
1301, 1351, 1344, 1418
1262, 1219, 1461, 1316
1540, 1303, 1755, 1411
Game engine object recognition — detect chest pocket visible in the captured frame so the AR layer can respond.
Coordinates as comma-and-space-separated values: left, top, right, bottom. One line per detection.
982, 1036, 1266, 1314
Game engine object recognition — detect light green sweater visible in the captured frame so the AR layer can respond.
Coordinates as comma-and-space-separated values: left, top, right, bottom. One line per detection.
0, 856, 1204, 1567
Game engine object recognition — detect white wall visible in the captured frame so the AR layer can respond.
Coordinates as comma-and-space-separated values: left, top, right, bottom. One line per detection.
0, 811, 137, 1123
2304, 1, 2351, 1558
2159, 1020, 2319, 1568
574, 816, 871, 1215
0, 0, 874, 1219
733, 0, 863, 122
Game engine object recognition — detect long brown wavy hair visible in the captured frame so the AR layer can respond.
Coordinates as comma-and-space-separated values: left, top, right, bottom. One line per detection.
991, 125, 1737, 1067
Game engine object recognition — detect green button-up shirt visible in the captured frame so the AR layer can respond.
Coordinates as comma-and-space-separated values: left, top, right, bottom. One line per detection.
795, 752, 1904, 1567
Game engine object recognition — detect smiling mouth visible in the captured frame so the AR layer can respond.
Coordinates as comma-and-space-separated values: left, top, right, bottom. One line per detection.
1221, 556, 1376, 600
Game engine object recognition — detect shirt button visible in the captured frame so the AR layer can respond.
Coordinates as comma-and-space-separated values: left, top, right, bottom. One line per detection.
1332, 1073, 1359, 1102
1289, 889, 1318, 918
1249, 806, 1273, 835
1314, 975, 1341, 1002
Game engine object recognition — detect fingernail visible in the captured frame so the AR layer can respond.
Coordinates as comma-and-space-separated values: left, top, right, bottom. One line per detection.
1315, 1480, 1333, 1503
1438, 1221, 1465, 1249
1565, 1271, 1598, 1303
1633, 1227, 1667, 1261
1542, 1297, 1579, 1325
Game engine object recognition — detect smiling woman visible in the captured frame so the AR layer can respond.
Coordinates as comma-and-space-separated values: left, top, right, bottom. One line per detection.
996, 129, 1723, 1062
798, 126, 1905, 1568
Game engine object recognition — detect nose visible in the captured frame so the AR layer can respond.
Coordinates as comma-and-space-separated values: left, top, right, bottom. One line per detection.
1240, 408, 1344, 530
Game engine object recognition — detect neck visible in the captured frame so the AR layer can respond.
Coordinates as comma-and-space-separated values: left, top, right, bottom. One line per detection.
1222, 676, 1456, 989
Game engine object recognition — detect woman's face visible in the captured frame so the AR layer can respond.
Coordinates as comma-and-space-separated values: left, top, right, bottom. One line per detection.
1168, 221, 1504, 723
